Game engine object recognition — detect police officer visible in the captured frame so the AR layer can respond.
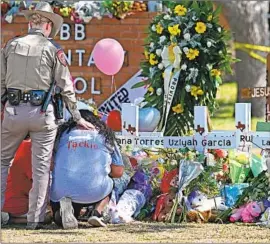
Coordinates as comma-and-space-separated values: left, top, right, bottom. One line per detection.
1, 2, 94, 229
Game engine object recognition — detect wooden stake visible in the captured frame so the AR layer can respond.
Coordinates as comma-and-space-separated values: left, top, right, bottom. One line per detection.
267, 53, 270, 122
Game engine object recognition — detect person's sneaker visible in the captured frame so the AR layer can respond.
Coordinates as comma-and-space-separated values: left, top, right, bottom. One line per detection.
1, 212, 9, 226
59, 197, 78, 229
88, 210, 107, 227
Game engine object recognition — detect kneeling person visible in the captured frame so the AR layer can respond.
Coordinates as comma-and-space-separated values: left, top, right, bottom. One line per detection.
50, 109, 124, 229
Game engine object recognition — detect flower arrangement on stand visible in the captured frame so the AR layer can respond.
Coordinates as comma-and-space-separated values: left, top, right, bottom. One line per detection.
134, 1, 238, 136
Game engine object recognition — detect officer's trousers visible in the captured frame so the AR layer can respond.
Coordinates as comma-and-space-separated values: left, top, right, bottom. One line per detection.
1, 102, 57, 223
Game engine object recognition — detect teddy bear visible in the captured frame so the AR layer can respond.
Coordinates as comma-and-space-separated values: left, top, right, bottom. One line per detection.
230, 201, 262, 223
153, 190, 182, 222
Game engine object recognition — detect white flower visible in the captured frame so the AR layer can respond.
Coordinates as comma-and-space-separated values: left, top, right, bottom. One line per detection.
163, 14, 171, 20
183, 47, 189, 54
206, 64, 213, 70
150, 42, 155, 49
151, 25, 156, 31
184, 33, 191, 41
156, 88, 163, 96
219, 50, 222, 55
207, 41, 212, 48
158, 63, 164, 70
159, 36, 166, 44
158, 158, 165, 164
171, 160, 178, 166
207, 23, 213, 28
156, 49, 162, 56
218, 27, 222, 33
188, 68, 199, 83
202, 80, 205, 84
185, 85, 191, 92
181, 63, 187, 71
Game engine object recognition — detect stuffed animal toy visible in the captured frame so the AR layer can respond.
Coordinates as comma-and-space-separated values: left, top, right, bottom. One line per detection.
153, 191, 182, 222
187, 210, 212, 223
230, 201, 262, 223
188, 191, 228, 212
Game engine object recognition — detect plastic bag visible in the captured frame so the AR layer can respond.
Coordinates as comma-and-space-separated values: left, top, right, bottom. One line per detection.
251, 154, 267, 177
220, 183, 249, 207
229, 159, 250, 183
112, 189, 146, 223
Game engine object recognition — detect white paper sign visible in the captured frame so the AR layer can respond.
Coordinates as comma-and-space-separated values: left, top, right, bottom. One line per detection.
98, 70, 147, 114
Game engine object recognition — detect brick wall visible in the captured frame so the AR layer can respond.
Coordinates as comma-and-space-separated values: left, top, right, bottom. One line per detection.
1, 11, 229, 106
1, 12, 156, 106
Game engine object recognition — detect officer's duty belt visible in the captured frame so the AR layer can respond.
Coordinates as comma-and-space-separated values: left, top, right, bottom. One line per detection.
7, 88, 47, 106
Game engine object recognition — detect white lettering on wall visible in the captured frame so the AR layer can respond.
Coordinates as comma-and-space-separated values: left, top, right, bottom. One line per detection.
60, 23, 70, 41
75, 24, 85, 41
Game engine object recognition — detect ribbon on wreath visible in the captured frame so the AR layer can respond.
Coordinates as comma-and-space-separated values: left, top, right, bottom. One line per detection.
157, 44, 182, 132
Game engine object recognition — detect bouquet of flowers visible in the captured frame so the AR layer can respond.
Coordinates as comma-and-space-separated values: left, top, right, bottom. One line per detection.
102, 0, 134, 19
133, 1, 238, 136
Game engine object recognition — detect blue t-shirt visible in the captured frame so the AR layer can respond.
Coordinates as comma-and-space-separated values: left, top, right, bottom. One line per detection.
50, 128, 123, 204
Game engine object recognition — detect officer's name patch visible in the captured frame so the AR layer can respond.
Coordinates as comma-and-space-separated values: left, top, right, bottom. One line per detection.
57, 50, 67, 67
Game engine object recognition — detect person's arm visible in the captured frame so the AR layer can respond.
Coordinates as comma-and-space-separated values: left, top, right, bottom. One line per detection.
110, 142, 124, 178
53, 49, 94, 129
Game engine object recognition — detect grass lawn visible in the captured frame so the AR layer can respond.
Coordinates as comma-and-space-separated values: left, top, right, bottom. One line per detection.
2, 222, 270, 243
212, 82, 263, 131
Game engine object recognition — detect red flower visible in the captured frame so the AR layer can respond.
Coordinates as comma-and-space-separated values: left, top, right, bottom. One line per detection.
215, 149, 228, 158
222, 163, 229, 172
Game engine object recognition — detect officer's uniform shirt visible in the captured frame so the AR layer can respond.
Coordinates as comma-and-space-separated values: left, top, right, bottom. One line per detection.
1, 28, 81, 122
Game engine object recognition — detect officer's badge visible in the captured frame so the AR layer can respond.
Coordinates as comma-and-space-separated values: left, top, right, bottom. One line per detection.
57, 50, 67, 67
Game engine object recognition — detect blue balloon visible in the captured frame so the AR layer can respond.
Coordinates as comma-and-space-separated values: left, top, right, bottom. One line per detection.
139, 107, 161, 132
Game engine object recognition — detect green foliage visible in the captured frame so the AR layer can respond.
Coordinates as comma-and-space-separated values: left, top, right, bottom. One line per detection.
134, 1, 236, 136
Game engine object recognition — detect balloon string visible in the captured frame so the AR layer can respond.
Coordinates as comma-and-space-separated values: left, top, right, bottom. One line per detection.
111, 75, 117, 94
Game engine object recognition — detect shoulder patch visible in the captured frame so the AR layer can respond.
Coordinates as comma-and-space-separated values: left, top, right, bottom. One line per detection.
57, 49, 67, 67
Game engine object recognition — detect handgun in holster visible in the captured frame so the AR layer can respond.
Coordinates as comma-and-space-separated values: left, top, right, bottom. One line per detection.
53, 86, 64, 120
40, 81, 64, 120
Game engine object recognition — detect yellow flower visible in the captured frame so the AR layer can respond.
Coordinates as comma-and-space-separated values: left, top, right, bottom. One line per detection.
148, 86, 154, 93
191, 86, 204, 97
149, 53, 158, 66
195, 22, 207, 34
172, 104, 184, 114
168, 24, 181, 36
210, 69, 221, 77
196, 89, 204, 96
207, 15, 213, 21
93, 110, 98, 116
186, 49, 199, 60
156, 23, 163, 34
174, 5, 187, 16
144, 50, 149, 60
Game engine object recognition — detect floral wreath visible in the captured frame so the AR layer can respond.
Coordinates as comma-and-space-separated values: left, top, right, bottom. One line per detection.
136, 1, 237, 136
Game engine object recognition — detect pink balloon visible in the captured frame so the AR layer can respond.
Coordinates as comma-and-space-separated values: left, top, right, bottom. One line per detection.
93, 38, 125, 76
